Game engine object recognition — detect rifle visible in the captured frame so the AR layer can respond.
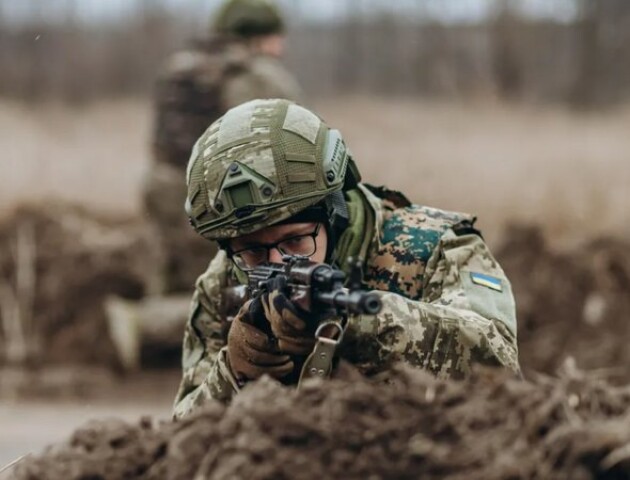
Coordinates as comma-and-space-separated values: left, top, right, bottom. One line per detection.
222, 256, 382, 384
220, 255, 382, 337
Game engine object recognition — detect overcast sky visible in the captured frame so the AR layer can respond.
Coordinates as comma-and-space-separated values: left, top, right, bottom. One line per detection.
0, 0, 579, 26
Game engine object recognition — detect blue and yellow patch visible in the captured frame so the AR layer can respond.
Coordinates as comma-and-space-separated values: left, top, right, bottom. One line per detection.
470, 272, 503, 292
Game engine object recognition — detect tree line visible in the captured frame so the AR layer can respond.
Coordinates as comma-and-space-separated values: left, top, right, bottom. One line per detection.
0, 0, 628, 107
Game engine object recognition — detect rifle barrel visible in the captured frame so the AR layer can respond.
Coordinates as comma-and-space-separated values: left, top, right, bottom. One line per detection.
315, 289, 381, 315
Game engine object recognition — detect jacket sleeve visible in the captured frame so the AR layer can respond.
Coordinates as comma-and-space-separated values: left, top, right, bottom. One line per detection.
172, 251, 241, 419
341, 229, 520, 379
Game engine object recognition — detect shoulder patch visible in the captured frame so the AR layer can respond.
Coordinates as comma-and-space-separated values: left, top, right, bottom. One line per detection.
470, 272, 503, 292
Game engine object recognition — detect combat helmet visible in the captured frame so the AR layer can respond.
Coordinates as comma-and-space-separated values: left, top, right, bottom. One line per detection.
185, 98, 360, 244
213, 0, 285, 38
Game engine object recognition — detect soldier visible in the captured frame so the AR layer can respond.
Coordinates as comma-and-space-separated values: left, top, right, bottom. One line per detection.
145, 0, 301, 293
174, 99, 520, 418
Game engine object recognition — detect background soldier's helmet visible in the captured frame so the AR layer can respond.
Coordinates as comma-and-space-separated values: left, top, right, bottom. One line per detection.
185, 98, 360, 241
212, 0, 285, 38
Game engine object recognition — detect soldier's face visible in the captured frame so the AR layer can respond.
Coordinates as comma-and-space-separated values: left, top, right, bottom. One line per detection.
229, 222, 328, 267
253, 34, 285, 57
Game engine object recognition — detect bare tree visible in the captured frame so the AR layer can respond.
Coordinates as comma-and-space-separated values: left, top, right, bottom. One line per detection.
570, 0, 600, 107
491, 0, 523, 100
0, 221, 39, 365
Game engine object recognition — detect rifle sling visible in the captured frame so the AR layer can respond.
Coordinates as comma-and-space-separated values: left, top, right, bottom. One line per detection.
297, 319, 346, 388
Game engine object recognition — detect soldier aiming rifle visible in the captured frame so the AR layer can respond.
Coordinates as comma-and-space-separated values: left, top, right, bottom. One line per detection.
174, 98, 520, 418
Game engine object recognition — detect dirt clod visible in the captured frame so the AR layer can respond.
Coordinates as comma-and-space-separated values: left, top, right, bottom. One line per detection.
13, 366, 630, 480
0, 204, 155, 367
498, 224, 630, 381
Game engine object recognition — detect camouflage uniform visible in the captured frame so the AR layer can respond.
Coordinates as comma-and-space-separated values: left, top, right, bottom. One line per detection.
173, 184, 519, 418
144, 38, 301, 292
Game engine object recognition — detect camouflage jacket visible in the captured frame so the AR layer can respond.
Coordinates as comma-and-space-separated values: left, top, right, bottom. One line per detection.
152, 36, 301, 170
173, 184, 520, 418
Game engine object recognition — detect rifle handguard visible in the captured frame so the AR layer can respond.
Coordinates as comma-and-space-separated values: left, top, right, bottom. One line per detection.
314, 289, 381, 315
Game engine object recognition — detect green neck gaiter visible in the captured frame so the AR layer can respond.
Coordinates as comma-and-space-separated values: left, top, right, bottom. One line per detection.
332, 188, 372, 276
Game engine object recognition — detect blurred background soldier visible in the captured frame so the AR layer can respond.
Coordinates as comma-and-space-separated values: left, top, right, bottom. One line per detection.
104, 0, 301, 372
144, 0, 301, 294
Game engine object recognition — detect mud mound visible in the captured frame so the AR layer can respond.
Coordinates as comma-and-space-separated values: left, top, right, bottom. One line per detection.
12, 365, 630, 480
0, 204, 155, 366
2, 204, 630, 379
498, 225, 630, 381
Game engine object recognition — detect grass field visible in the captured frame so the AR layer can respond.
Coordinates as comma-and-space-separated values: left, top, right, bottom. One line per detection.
2, 97, 629, 245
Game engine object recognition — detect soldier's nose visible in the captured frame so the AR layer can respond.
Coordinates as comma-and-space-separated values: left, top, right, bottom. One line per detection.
269, 248, 283, 264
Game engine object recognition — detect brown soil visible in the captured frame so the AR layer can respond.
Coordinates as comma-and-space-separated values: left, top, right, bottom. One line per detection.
497, 225, 630, 381
0, 204, 154, 367
12, 365, 630, 480
3, 205, 630, 384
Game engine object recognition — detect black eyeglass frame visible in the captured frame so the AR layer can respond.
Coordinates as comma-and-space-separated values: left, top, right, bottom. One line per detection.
227, 223, 322, 271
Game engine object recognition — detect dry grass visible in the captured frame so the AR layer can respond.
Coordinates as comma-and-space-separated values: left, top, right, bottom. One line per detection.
1, 97, 629, 245
316, 97, 630, 244
0, 99, 150, 219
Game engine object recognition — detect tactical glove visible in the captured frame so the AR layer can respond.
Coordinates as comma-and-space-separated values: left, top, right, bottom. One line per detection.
262, 276, 317, 356
227, 298, 293, 381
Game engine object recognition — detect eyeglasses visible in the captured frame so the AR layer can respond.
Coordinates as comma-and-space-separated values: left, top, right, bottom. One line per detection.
229, 224, 321, 271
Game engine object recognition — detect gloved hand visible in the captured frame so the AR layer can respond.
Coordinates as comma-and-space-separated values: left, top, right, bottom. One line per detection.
262, 276, 317, 356
227, 298, 293, 381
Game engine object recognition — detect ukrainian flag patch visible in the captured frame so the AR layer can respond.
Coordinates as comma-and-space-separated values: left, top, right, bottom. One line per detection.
470, 272, 503, 292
